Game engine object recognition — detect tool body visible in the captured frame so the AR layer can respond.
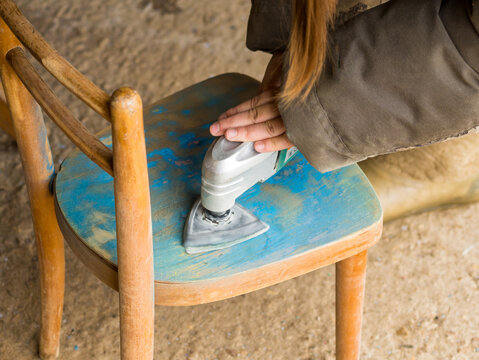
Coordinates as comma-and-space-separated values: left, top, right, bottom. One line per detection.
183, 136, 297, 254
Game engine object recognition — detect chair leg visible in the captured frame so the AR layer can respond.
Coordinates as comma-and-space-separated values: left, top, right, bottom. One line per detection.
0, 21, 65, 358
335, 250, 368, 360
6, 83, 65, 360
36, 213, 65, 360
111, 88, 154, 360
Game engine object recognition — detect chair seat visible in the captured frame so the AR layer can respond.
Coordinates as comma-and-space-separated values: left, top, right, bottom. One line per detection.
54, 73, 382, 306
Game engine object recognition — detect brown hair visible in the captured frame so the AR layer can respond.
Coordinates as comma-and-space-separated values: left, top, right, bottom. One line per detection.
281, 0, 338, 105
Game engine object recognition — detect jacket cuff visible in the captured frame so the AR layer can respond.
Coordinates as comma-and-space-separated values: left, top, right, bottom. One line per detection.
279, 90, 360, 173
246, 0, 291, 54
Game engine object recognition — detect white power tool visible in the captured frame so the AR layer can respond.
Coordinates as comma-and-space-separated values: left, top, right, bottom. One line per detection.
183, 136, 297, 254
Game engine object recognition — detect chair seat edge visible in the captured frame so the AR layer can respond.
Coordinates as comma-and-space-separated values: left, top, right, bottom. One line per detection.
54, 193, 382, 306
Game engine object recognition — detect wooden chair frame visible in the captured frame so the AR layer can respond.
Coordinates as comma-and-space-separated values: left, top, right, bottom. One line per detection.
0, 1, 381, 359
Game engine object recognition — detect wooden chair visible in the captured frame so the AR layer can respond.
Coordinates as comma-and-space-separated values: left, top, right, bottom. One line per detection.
0, 1, 383, 359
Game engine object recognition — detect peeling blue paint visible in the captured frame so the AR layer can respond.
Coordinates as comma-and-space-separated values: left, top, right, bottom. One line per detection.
177, 132, 197, 149
151, 105, 167, 114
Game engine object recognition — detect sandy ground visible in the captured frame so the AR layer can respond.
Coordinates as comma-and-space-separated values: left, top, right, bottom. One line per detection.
0, 0, 478, 359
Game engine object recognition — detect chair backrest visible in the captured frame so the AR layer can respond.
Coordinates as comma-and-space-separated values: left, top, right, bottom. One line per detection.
0, 1, 155, 357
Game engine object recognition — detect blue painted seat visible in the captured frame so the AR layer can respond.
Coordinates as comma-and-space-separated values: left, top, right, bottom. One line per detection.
54, 73, 382, 306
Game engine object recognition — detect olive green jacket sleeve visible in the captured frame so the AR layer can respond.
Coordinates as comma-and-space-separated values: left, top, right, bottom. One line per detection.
247, 0, 479, 173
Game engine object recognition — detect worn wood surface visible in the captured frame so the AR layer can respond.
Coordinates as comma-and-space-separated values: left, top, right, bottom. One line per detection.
55, 196, 381, 306
111, 88, 154, 360
7, 47, 113, 175
0, 18, 65, 360
0, 0, 110, 120
55, 73, 382, 304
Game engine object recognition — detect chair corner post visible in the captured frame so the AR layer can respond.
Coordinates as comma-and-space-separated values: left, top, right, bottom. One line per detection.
0, 16, 65, 360
110, 87, 155, 360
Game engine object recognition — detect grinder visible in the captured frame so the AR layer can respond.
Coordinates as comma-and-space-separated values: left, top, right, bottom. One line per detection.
183, 136, 297, 254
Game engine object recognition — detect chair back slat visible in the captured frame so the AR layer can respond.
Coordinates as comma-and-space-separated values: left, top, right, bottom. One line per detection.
0, 0, 111, 121
7, 47, 114, 176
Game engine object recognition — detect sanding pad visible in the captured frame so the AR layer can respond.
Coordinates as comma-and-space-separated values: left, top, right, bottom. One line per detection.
183, 198, 269, 254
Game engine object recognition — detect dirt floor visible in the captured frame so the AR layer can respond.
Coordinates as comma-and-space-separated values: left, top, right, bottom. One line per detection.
0, 0, 478, 359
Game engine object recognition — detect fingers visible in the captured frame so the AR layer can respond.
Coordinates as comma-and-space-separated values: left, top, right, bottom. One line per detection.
211, 101, 279, 136
224, 117, 285, 142
254, 133, 294, 153
217, 90, 277, 121
209, 88, 293, 154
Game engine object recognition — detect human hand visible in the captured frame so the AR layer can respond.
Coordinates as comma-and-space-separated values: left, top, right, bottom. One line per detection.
210, 89, 293, 152
209, 53, 294, 152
